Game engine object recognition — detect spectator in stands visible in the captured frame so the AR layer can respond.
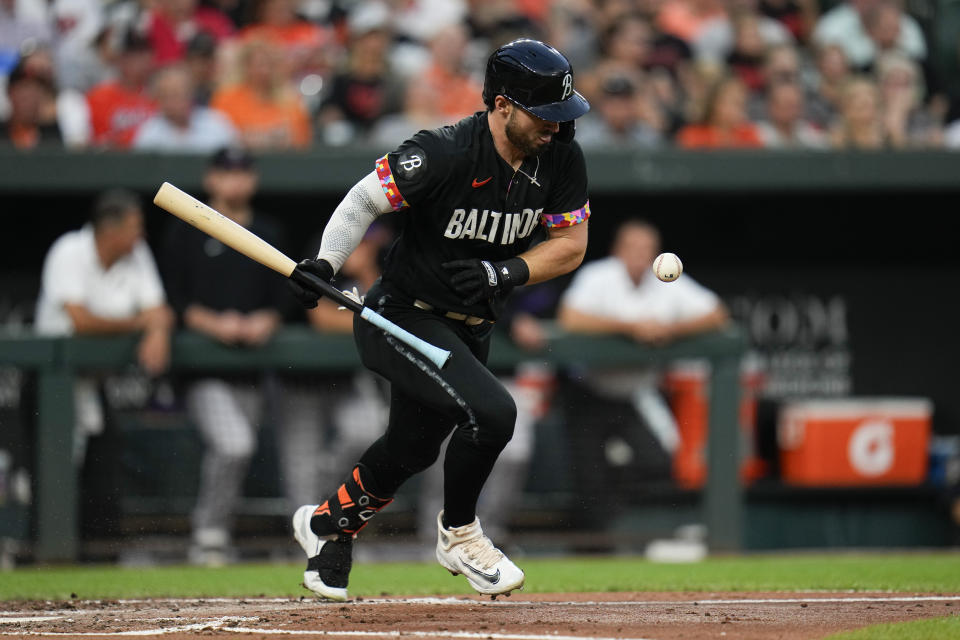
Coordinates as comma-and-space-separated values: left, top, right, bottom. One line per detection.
379, 0, 469, 78
542, 0, 601, 71
420, 23, 483, 123
576, 71, 664, 149
144, 0, 234, 66
584, 13, 656, 102
53, 29, 117, 147
133, 64, 237, 152
746, 42, 804, 119
828, 75, 887, 148
184, 32, 219, 106
656, 0, 726, 47
595, 0, 641, 32
756, 80, 829, 148
812, 0, 926, 72
587, 12, 691, 136
236, 0, 333, 81
862, 0, 932, 75
464, 0, 540, 47
35, 188, 173, 463
865, 1, 946, 122
762, 43, 803, 88
1, 53, 61, 149
723, 10, 782, 94
758, 0, 818, 44
210, 37, 312, 150
12, 45, 80, 136
805, 42, 852, 129
315, 1, 402, 146
875, 51, 942, 148
694, 0, 793, 67
0, 0, 52, 81
85, 30, 156, 149
616, 0, 697, 86
49, 0, 106, 92
557, 218, 728, 522
392, 0, 468, 47
160, 147, 288, 565
367, 80, 447, 148
675, 73, 764, 147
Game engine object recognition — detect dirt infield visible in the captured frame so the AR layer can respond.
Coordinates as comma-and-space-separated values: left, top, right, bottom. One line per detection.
2, 592, 958, 639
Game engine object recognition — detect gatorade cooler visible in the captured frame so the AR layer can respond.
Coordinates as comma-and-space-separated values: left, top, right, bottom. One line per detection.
777, 398, 932, 486
664, 361, 765, 489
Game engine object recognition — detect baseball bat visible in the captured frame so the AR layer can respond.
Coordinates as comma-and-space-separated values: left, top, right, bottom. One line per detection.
153, 182, 452, 369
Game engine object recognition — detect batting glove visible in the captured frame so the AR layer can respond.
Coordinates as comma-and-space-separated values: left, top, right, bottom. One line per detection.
288, 258, 334, 309
442, 257, 529, 306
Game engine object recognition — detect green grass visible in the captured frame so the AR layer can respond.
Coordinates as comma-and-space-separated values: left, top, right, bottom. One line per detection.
823, 615, 960, 639
3, 552, 960, 601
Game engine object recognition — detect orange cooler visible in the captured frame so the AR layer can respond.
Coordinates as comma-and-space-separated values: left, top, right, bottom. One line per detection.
664, 362, 765, 489
777, 398, 932, 486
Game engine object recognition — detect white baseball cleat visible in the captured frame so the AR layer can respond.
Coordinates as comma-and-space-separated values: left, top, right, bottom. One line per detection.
292, 504, 351, 602
435, 510, 525, 596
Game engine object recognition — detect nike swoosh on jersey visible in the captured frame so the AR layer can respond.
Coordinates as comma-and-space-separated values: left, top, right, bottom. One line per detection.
464, 563, 501, 584
472, 177, 492, 188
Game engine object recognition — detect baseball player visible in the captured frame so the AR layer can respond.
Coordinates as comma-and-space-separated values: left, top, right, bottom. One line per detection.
286, 38, 591, 601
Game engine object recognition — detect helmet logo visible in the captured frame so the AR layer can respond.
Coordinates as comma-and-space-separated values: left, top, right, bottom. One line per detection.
561, 73, 573, 100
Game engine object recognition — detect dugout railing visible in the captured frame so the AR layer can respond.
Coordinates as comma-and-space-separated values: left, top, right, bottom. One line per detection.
0, 326, 746, 562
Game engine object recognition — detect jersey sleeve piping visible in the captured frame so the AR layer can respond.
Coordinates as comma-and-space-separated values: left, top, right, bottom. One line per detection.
375, 153, 410, 211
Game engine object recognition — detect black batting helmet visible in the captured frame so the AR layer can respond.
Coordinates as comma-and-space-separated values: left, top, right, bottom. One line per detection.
483, 39, 590, 131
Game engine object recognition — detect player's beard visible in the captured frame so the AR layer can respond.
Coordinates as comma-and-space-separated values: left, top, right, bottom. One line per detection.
505, 109, 552, 157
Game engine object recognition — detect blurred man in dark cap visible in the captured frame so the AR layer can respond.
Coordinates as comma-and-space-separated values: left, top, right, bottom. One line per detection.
575, 72, 664, 148
2, 54, 62, 149
160, 146, 289, 565
184, 32, 218, 106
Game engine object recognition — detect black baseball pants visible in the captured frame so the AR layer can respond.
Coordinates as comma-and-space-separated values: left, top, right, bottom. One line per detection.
351, 281, 517, 528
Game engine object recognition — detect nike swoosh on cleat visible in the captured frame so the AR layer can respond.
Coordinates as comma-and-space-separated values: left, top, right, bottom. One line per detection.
472, 177, 492, 188
464, 563, 500, 584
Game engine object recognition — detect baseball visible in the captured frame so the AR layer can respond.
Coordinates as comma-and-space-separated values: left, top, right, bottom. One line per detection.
653, 252, 683, 282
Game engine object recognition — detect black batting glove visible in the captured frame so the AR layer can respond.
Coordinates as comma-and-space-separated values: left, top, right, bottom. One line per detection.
442, 257, 530, 306
287, 258, 334, 309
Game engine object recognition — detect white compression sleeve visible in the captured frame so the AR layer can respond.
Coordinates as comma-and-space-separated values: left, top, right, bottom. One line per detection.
316, 170, 393, 273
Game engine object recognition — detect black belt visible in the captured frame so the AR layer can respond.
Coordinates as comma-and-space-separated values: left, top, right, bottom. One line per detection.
413, 299, 491, 326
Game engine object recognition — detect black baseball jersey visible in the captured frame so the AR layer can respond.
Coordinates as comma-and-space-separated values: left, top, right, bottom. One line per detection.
161, 213, 288, 317
375, 111, 590, 319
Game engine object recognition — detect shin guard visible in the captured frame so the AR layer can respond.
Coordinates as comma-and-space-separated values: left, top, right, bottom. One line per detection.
311, 464, 393, 538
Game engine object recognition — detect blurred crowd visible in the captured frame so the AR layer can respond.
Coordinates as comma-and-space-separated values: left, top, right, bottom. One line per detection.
3, 0, 960, 152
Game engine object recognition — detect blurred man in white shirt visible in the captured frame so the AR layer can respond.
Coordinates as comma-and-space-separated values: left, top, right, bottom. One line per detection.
559, 219, 727, 350
557, 219, 728, 519
35, 188, 173, 460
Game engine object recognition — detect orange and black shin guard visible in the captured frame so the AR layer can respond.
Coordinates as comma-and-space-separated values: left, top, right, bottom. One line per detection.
310, 464, 393, 538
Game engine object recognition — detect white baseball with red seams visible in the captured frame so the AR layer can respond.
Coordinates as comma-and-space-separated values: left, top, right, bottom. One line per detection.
653, 252, 683, 282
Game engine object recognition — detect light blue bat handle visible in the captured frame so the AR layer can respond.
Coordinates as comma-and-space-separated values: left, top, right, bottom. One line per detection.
360, 307, 452, 369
